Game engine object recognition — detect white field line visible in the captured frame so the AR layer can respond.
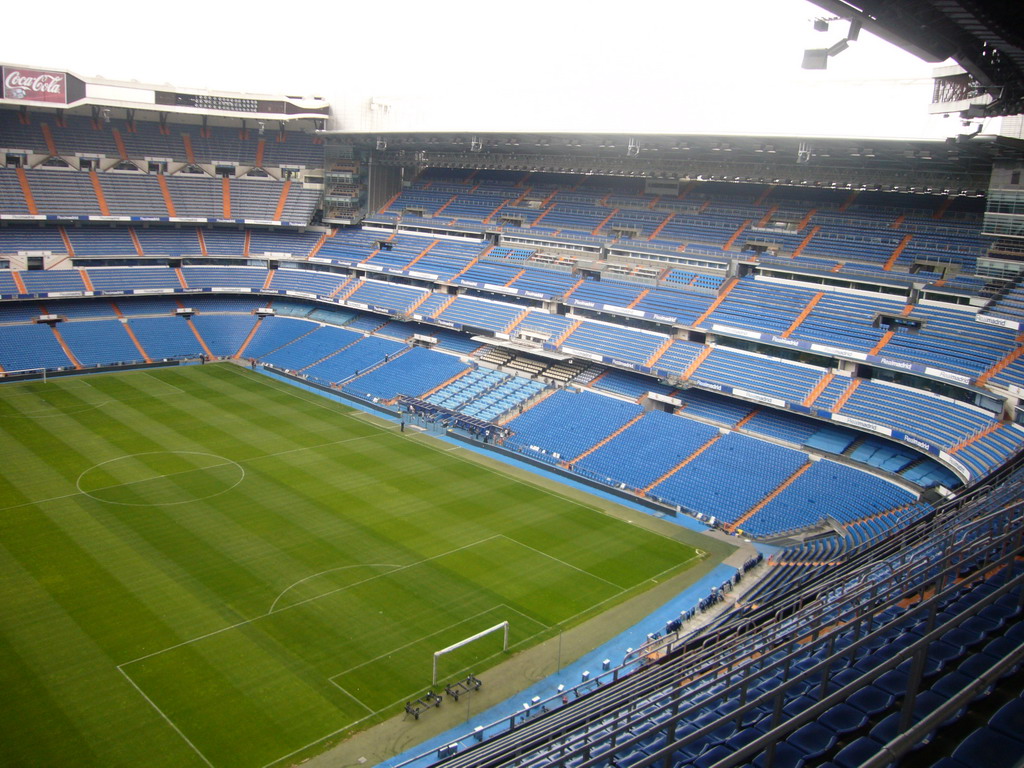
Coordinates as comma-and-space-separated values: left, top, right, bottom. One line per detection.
122, 545, 702, 768
270, 606, 550, 768
74, 452, 246, 508
330, 603, 549, 682
326, 681, 374, 715
116, 665, 214, 768
141, 370, 187, 394
497, 534, 625, 591
0, 433, 385, 513
268, 564, 404, 614
120, 535, 502, 667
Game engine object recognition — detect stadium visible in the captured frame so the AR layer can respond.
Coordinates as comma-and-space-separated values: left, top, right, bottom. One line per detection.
2, 1, 1024, 766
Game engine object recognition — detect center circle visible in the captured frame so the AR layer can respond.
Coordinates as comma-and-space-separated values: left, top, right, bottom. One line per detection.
76, 451, 245, 507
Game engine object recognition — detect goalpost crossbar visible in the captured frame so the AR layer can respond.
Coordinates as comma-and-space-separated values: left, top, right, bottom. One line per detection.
432, 621, 508, 685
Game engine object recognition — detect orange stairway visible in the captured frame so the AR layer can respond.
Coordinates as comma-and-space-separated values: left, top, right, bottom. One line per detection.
725, 461, 813, 534
15, 167, 39, 214
648, 213, 676, 241
40, 123, 58, 156
175, 267, 188, 289
691, 277, 739, 327
12, 272, 27, 294
722, 220, 751, 251
255, 138, 266, 167
882, 234, 912, 271
51, 325, 82, 369
59, 227, 76, 258
187, 319, 214, 358
756, 204, 779, 227
644, 336, 674, 368
196, 229, 208, 257
273, 180, 291, 221
680, 345, 713, 379
781, 291, 824, 337
306, 229, 332, 260
504, 268, 526, 287
553, 319, 582, 347
562, 278, 586, 300
868, 331, 895, 356
157, 174, 177, 216
591, 208, 619, 235
262, 270, 275, 290
327, 276, 355, 299
792, 225, 820, 258
79, 269, 94, 292
420, 367, 473, 400
89, 171, 111, 215
933, 196, 954, 220
504, 309, 529, 335
181, 134, 196, 164
802, 372, 835, 408
977, 345, 1024, 386
627, 288, 650, 309
430, 294, 458, 318
378, 191, 402, 214
831, 378, 862, 412
568, 413, 645, 465
642, 433, 723, 494
234, 317, 263, 359
434, 195, 458, 217
482, 199, 508, 225
111, 128, 129, 161
405, 290, 436, 315
122, 321, 153, 364
405, 239, 440, 270
221, 177, 231, 219
337, 279, 363, 302
128, 228, 144, 257
796, 208, 817, 230
951, 421, 1006, 453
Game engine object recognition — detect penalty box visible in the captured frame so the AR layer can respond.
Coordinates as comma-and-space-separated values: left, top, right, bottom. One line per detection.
118, 538, 577, 768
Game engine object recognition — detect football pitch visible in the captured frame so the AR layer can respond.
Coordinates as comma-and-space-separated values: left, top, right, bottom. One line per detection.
0, 365, 721, 768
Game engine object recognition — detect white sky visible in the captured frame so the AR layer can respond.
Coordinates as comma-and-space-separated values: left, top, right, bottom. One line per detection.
2, 0, 995, 139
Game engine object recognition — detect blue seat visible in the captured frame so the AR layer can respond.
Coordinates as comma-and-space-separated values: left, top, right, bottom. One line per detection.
693, 744, 733, 768
787, 721, 836, 760
752, 740, 806, 768
847, 685, 895, 716
914, 689, 966, 728
990, 698, 1024, 740
874, 665, 911, 698
951, 727, 1024, 768
931, 669, 973, 698
819, 702, 869, 735
832, 736, 887, 768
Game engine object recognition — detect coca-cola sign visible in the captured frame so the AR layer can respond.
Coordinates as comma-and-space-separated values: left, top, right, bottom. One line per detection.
3, 67, 67, 103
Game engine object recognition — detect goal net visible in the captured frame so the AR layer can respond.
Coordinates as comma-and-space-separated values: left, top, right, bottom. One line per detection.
432, 621, 509, 686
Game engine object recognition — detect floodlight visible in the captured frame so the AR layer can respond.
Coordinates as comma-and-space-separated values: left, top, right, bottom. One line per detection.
802, 49, 829, 69
828, 39, 850, 56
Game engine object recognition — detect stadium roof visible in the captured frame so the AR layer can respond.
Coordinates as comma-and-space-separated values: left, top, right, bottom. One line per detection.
326, 131, 1024, 193
808, 0, 1024, 117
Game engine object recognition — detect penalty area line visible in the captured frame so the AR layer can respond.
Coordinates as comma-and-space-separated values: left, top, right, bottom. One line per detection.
116, 665, 214, 768
119, 535, 505, 668
272, 606, 551, 768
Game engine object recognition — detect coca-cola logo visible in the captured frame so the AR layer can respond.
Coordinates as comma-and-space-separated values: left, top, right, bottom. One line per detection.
3, 68, 67, 103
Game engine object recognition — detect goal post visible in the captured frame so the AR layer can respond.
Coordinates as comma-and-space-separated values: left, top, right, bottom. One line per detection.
432, 621, 509, 686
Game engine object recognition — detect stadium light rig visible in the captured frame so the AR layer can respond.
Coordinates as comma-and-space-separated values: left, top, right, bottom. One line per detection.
803, 17, 861, 69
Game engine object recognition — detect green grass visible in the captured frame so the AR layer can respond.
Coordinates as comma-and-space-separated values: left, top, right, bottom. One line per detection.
0, 365, 713, 768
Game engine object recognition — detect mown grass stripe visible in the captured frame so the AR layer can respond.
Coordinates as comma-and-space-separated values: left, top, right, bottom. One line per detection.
0, 366, 709, 768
